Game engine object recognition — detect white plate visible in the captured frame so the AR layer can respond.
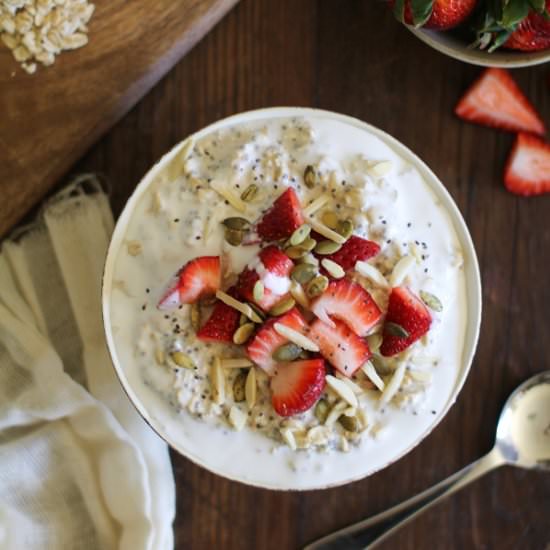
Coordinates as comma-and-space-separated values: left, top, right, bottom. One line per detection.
102, 108, 482, 490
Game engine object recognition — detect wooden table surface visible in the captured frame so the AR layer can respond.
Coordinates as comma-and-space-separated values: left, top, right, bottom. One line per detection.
72, 1, 550, 548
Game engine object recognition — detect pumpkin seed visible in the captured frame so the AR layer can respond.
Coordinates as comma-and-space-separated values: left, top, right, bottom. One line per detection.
321, 211, 339, 229
420, 290, 443, 312
253, 280, 264, 303
366, 333, 383, 353
304, 165, 316, 188
338, 415, 360, 432
285, 245, 309, 260
269, 296, 296, 317
190, 303, 201, 332
240, 184, 258, 202
291, 263, 317, 285
233, 372, 247, 402
298, 350, 310, 359
336, 219, 354, 240
306, 275, 329, 298
314, 240, 342, 255
222, 217, 250, 230
240, 313, 249, 326
385, 322, 410, 338
225, 228, 244, 246
233, 323, 255, 345
321, 258, 345, 279
171, 351, 195, 369
289, 224, 311, 246
247, 302, 266, 322
272, 342, 303, 362
300, 237, 317, 252
314, 399, 330, 424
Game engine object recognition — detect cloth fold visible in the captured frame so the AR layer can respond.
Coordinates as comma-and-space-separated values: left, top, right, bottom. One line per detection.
0, 177, 175, 550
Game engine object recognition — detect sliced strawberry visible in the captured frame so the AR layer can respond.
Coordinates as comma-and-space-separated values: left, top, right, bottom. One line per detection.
246, 308, 307, 375
309, 318, 371, 377
196, 300, 241, 343
158, 256, 221, 309
317, 235, 380, 272
504, 1, 550, 52
504, 133, 550, 197
390, 0, 477, 30
271, 359, 326, 417
256, 188, 304, 241
235, 246, 293, 310
380, 287, 432, 357
311, 279, 382, 337
455, 68, 545, 136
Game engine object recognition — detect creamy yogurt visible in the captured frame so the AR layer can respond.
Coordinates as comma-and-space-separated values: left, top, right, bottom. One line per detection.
104, 109, 475, 489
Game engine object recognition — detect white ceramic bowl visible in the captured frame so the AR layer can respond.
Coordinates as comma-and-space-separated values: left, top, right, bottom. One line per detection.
102, 108, 482, 490
409, 27, 550, 67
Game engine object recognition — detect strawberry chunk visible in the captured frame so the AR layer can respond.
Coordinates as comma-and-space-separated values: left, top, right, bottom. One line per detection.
504, 133, 550, 197
271, 359, 326, 417
317, 235, 380, 272
196, 300, 241, 343
311, 279, 382, 337
235, 246, 293, 311
504, 2, 550, 52
308, 318, 371, 377
158, 256, 221, 309
256, 188, 304, 241
246, 308, 307, 375
380, 287, 432, 357
455, 68, 545, 136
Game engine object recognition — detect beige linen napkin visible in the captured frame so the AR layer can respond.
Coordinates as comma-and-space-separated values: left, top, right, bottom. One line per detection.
0, 177, 175, 550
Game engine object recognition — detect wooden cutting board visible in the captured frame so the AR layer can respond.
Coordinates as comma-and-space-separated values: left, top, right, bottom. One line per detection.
0, 0, 238, 237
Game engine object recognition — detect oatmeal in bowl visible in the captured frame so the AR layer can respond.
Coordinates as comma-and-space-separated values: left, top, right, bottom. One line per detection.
102, 108, 481, 490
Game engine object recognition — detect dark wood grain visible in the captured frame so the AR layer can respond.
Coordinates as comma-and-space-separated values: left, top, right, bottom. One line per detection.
39, 0, 550, 548
0, 0, 238, 238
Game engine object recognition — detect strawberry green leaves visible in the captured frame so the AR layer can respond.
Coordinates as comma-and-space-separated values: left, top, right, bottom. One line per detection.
410, 0, 434, 26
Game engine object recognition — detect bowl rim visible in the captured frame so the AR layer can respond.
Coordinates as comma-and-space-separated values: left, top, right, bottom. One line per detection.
102, 107, 483, 491
408, 27, 550, 68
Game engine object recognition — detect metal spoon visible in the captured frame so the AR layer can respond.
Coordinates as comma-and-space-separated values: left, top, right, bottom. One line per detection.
305, 371, 550, 550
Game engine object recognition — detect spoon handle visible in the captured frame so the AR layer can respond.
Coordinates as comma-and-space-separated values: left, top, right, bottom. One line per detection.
304, 447, 506, 550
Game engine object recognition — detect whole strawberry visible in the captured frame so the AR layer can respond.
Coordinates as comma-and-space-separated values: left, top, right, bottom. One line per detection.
390, 0, 478, 30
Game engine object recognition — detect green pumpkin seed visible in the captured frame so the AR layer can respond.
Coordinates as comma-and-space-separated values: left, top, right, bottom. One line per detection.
240, 313, 249, 326
222, 217, 250, 230
300, 237, 317, 252
385, 322, 410, 338
291, 263, 317, 285
321, 211, 339, 229
298, 349, 310, 359
314, 240, 342, 255
225, 228, 244, 246
336, 219, 354, 240
233, 372, 247, 402
285, 245, 309, 260
272, 342, 303, 362
321, 259, 345, 279
247, 302, 266, 323
289, 224, 311, 246
420, 290, 443, 312
233, 323, 255, 345
366, 333, 383, 352
314, 399, 330, 423
190, 303, 201, 332
306, 275, 329, 298
241, 184, 258, 202
338, 415, 360, 432
268, 296, 296, 317
304, 165, 316, 189
253, 280, 264, 303
171, 351, 195, 369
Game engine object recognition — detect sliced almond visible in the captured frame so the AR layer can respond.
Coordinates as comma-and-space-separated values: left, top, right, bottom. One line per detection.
335, 373, 364, 395
321, 258, 345, 279
303, 194, 330, 217
324, 400, 348, 427
274, 323, 319, 352
210, 180, 247, 212
220, 358, 254, 369
290, 281, 310, 309
210, 357, 226, 405
308, 217, 347, 244
245, 367, 257, 408
366, 332, 383, 353
408, 369, 433, 383
367, 160, 393, 177
361, 360, 385, 391
307, 425, 330, 446
228, 405, 247, 431
355, 260, 389, 288
389, 255, 415, 287
281, 428, 297, 450
379, 363, 406, 406
216, 290, 263, 323
326, 375, 358, 407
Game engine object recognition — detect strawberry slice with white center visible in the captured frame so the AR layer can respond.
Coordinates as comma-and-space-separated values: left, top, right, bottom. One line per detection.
311, 279, 382, 337
158, 256, 221, 309
315, 235, 380, 273
308, 318, 371, 377
256, 188, 304, 241
246, 307, 307, 375
380, 287, 432, 357
271, 359, 326, 417
504, 133, 550, 197
196, 289, 241, 343
235, 246, 293, 311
